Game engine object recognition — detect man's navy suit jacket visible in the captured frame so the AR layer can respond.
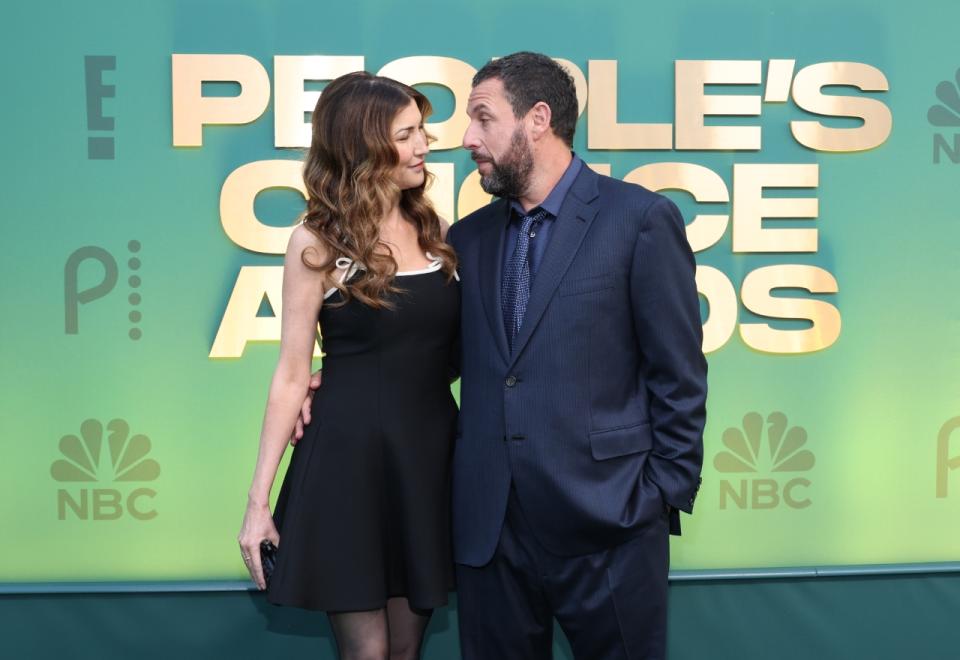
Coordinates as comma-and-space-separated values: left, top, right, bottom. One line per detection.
447, 164, 707, 567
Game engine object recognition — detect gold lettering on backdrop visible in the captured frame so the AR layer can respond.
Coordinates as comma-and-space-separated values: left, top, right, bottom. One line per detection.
377, 57, 477, 151
167, 54, 893, 356
587, 60, 672, 149
427, 163, 455, 223
791, 62, 892, 152
274, 56, 365, 148
623, 162, 730, 252
674, 60, 762, 150
220, 160, 306, 254
210, 266, 322, 359
171, 54, 271, 146
764, 59, 796, 103
732, 164, 819, 253
696, 266, 738, 353
739, 265, 841, 353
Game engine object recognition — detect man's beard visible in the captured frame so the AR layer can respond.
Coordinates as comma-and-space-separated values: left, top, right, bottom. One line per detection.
477, 127, 533, 199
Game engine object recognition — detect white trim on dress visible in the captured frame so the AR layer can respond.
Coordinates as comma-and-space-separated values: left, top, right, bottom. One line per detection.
323, 253, 457, 300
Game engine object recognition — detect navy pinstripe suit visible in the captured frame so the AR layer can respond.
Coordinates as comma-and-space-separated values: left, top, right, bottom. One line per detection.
448, 163, 706, 658
448, 163, 707, 567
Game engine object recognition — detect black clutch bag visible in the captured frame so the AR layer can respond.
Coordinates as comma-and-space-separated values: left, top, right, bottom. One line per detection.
260, 539, 278, 588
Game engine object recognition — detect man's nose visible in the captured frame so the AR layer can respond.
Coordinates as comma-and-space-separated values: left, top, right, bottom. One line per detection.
462, 122, 479, 150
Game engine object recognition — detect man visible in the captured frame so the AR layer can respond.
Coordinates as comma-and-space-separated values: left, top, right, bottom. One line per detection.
446, 52, 706, 659
297, 52, 706, 659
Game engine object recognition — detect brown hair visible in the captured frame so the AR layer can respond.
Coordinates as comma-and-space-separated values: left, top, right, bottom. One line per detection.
300, 71, 456, 308
474, 52, 578, 147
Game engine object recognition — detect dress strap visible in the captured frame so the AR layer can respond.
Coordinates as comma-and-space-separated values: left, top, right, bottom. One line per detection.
324, 257, 364, 300
426, 252, 460, 282
427, 252, 460, 282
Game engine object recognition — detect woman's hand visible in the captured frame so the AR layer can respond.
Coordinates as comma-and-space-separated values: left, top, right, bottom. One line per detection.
291, 369, 322, 445
238, 500, 280, 590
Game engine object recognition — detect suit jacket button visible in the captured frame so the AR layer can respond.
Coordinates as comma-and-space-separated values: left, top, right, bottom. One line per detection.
505, 376, 517, 387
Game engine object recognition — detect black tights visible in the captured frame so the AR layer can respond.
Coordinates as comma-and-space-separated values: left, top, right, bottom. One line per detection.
328, 597, 432, 660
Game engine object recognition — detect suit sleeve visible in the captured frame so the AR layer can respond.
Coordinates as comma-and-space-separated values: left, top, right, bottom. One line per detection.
629, 196, 707, 514
446, 222, 463, 383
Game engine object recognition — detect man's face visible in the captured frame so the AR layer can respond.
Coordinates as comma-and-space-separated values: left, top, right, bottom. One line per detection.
463, 78, 533, 198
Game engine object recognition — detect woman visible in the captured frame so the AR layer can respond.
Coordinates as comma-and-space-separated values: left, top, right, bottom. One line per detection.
237, 71, 459, 660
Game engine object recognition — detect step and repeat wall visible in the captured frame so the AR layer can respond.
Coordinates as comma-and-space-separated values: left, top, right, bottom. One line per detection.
3, 0, 959, 583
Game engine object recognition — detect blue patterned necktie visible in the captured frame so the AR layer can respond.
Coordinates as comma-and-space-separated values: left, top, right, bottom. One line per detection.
502, 208, 547, 351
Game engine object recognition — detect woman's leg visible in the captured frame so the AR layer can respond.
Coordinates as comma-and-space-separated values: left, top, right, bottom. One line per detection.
328, 608, 389, 660
386, 597, 432, 660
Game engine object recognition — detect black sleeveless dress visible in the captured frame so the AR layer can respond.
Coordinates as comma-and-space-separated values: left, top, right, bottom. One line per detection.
267, 258, 460, 612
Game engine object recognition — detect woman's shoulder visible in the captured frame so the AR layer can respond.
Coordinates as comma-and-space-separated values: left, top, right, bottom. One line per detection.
287, 222, 329, 260
283, 223, 334, 290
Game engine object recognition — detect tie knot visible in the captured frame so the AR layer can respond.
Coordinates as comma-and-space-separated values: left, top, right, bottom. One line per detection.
519, 208, 547, 230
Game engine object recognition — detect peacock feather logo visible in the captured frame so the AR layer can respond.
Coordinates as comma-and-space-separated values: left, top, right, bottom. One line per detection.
51, 419, 160, 482
714, 412, 814, 474
928, 68, 960, 126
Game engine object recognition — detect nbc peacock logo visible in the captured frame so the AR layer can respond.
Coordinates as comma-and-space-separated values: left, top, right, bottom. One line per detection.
928, 67, 960, 164
714, 412, 815, 510
51, 418, 160, 521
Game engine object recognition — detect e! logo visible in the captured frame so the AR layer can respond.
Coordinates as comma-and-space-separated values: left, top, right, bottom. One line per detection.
64, 241, 142, 340
85, 55, 116, 159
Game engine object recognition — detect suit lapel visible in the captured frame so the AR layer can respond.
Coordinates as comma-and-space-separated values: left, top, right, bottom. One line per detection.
508, 167, 600, 368
477, 198, 511, 364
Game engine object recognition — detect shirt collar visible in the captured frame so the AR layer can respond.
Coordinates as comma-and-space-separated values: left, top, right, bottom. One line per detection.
509, 152, 583, 220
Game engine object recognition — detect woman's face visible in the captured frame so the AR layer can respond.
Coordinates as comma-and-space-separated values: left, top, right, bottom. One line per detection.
390, 99, 429, 190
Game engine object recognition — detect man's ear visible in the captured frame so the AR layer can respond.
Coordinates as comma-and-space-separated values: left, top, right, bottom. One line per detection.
527, 101, 553, 140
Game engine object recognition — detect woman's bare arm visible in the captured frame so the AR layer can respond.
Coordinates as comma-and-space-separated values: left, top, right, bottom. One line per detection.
238, 224, 327, 588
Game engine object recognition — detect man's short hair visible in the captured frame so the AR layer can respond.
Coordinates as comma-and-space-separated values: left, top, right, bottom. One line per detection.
473, 52, 578, 147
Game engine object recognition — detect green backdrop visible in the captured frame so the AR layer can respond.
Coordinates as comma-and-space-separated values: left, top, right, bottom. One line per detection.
2, 0, 959, 584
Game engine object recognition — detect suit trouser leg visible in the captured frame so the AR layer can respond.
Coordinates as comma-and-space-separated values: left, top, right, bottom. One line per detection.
456, 486, 670, 660
548, 512, 669, 660
456, 487, 553, 660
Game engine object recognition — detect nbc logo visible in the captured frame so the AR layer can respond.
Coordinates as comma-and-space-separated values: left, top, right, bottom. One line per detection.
51, 418, 160, 521
928, 67, 960, 163
714, 412, 814, 510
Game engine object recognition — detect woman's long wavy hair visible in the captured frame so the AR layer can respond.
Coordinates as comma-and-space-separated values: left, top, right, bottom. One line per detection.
300, 71, 457, 308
